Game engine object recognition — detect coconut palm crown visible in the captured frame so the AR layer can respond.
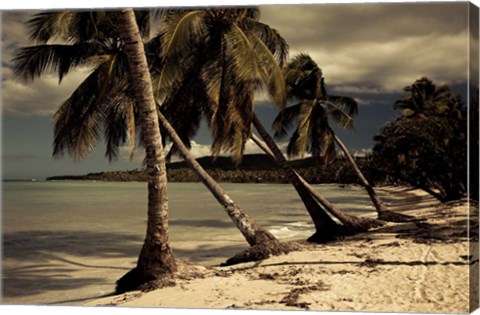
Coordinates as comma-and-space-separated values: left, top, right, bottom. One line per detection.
272, 53, 358, 161
12, 10, 164, 162
155, 8, 288, 163
394, 77, 462, 119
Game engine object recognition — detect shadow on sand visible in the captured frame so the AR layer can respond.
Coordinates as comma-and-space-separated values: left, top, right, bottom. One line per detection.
2, 229, 247, 304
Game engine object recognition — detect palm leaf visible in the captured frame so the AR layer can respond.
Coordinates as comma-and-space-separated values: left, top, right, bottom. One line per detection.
322, 100, 355, 130
12, 43, 105, 82
154, 10, 206, 101
103, 95, 136, 161
27, 11, 74, 43
292, 100, 315, 157
53, 61, 118, 160
243, 28, 286, 107
244, 19, 288, 67
325, 95, 358, 116
272, 102, 302, 139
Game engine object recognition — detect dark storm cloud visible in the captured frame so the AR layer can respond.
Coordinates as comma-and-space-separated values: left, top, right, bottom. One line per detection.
261, 3, 467, 48
0, 3, 471, 116
260, 2, 469, 95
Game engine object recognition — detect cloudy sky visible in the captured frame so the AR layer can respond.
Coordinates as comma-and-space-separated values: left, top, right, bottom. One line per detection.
1, 1, 476, 179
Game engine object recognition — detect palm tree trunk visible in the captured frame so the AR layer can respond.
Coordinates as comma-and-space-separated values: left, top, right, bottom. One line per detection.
331, 132, 389, 214
252, 114, 346, 242
331, 132, 415, 222
157, 111, 277, 246
250, 133, 382, 230
115, 8, 176, 294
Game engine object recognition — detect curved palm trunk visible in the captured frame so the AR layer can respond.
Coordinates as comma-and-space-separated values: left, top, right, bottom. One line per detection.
116, 9, 176, 294
331, 132, 389, 214
157, 111, 277, 246
252, 115, 346, 242
332, 132, 415, 222
250, 134, 366, 227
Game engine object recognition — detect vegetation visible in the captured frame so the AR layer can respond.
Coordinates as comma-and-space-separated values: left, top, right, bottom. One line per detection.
372, 77, 469, 201
271, 54, 403, 221
151, 9, 372, 241
47, 154, 384, 184
13, 8, 287, 292
12, 5, 475, 299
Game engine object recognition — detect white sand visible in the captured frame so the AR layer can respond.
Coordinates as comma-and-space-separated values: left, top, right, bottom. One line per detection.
87, 187, 478, 313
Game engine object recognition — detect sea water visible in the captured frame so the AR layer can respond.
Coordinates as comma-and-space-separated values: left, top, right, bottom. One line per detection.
1, 181, 383, 306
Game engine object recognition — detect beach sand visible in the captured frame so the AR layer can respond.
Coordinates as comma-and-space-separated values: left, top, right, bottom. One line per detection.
87, 186, 478, 313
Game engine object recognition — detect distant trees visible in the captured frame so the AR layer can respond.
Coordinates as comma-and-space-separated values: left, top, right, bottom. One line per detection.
372, 77, 470, 201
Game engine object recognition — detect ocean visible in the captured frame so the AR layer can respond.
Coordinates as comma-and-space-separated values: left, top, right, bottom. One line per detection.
2, 181, 383, 306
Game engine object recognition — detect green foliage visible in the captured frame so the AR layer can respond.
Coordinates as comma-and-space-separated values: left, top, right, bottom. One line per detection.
372, 77, 470, 201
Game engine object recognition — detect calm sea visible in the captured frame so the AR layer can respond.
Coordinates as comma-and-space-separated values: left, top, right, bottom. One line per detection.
2, 181, 382, 306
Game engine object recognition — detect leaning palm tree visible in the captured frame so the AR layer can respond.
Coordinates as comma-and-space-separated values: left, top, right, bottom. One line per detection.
155, 8, 368, 242
272, 54, 410, 222
12, 9, 281, 290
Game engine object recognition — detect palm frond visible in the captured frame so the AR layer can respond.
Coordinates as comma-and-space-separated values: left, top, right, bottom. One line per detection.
160, 10, 206, 56
272, 102, 302, 139
244, 19, 289, 67
53, 61, 119, 160
244, 30, 286, 107
290, 100, 315, 157
27, 11, 74, 43
319, 129, 337, 166
103, 95, 136, 161
325, 95, 358, 116
12, 43, 105, 82
154, 10, 206, 101
322, 100, 355, 130
224, 25, 259, 84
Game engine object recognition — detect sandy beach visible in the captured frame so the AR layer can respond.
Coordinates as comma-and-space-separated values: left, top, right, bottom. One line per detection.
86, 186, 478, 313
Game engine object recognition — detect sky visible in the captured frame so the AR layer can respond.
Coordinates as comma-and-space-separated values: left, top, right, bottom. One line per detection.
0, 1, 476, 179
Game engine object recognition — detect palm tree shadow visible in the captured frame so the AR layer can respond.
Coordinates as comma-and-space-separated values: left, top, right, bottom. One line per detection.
3, 230, 143, 301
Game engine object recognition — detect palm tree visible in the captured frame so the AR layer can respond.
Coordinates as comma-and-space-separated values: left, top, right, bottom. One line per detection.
12, 9, 281, 291
272, 54, 409, 222
14, 9, 176, 293
372, 77, 469, 201
154, 8, 288, 163
394, 77, 459, 118
155, 8, 378, 242
114, 8, 176, 293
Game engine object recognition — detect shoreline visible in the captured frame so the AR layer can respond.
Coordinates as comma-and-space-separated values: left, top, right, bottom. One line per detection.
86, 187, 478, 313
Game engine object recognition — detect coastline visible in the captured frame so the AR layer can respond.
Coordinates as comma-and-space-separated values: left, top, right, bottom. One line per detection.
86, 186, 477, 313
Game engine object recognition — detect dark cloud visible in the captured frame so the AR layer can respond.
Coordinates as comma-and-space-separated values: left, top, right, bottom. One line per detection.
261, 3, 467, 47
260, 2, 469, 94
0, 3, 471, 117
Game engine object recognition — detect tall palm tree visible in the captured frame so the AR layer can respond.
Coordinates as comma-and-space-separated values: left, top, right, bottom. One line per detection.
12, 9, 280, 290
272, 54, 408, 222
115, 8, 176, 293
14, 9, 176, 293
